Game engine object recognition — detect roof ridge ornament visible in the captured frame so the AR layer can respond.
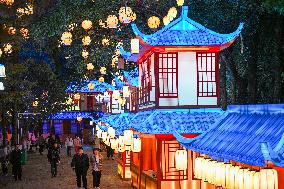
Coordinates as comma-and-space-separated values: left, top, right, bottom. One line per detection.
181, 6, 189, 19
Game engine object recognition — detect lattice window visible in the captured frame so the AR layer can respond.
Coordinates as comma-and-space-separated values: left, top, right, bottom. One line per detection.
197, 53, 217, 97
161, 140, 188, 181
141, 57, 152, 89
158, 53, 178, 97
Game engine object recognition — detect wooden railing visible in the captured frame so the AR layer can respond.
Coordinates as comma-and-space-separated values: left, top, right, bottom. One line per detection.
129, 85, 155, 112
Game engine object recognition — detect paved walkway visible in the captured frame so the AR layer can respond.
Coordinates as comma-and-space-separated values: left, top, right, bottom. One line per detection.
0, 147, 132, 189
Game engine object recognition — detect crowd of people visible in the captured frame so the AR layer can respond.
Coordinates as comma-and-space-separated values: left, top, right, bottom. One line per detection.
0, 133, 113, 189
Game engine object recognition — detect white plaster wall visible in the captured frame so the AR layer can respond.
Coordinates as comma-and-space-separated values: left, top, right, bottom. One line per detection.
178, 52, 197, 105
198, 97, 217, 105
150, 54, 156, 102
159, 98, 178, 106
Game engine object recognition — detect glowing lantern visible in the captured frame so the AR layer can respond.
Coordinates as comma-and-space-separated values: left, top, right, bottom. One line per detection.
82, 36, 91, 46
20, 28, 29, 39
82, 50, 89, 59
90, 121, 93, 126
207, 160, 217, 184
194, 157, 203, 179
81, 20, 92, 30
105, 135, 110, 146
61, 32, 72, 45
118, 135, 125, 152
260, 168, 278, 189
108, 127, 115, 139
163, 16, 171, 26
225, 163, 233, 188
175, 149, 187, 171
66, 97, 73, 105
176, 0, 184, 6
74, 93, 81, 100
3, 43, 12, 54
0, 64, 6, 77
77, 116, 83, 122
88, 83, 95, 90
100, 67, 107, 74
0, 82, 4, 91
229, 166, 240, 189
4, 0, 14, 6
244, 170, 255, 189
168, 7, 178, 21
118, 6, 136, 24
87, 63, 94, 70
131, 39, 139, 54
124, 130, 133, 151
99, 77, 104, 82
237, 168, 248, 189
123, 86, 130, 97
112, 90, 120, 100
102, 131, 108, 142
110, 138, 118, 150
0, 49, 2, 57
32, 101, 38, 107
148, 16, 160, 29
97, 129, 102, 138
132, 138, 141, 153
8, 27, 16, 35
117, 97, 126, 106
102, 38, 110, 46
106, 15, 118, 29
253, 171, 261, 189
215, 162, 226, 186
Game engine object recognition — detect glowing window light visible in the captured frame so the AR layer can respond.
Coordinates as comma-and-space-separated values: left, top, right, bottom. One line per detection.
123, 86, 130, 97
148, 16, 160, 29
108, 127, 115, 139
106, 15, 118, 29
131, 38, 139, 54
81, 20, 92, 30
175, 149, 187, 171
176, 0, 184, 6
82, 36, 91, 46
124, 130, 133, 151
132, 137, 141, 153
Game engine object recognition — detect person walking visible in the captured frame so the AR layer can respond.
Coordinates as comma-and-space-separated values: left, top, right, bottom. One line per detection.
71, 147, 89, 189
65, 136, 73, 157
10, 144, 22, 181
50, 143, 60, 178
73, 135, 81, 154
106, 145, 114, 160
47, 134, 55, 162
90, 148, 103, 189
37, 134, 45, 155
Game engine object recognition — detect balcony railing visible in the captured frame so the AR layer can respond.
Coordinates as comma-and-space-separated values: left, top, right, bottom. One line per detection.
129, 85, 155, 112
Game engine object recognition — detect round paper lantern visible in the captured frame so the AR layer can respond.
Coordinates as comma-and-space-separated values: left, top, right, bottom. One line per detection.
8, 27, 16, 35
118, 6, 136, 24
124, 130, 133, 151
82, 50, 89, 59
82, 20, 92, 30
82, 36, 91, 46
163, 16, 171, 26
148, 16, 160, 29
87, 63, 94, 70
100, 67, 107, 74
102, 38, 110, 46
176, 0, 184, 6
132, 138, 141, 153
99, 77, 104, 82
88, 82, 94, 90
110, 138, 118, 150
168, 7, 178, 21
108, 127, 115, 139
175, 149, 187, 171
106, 15, 118, 29
260, 168, 278, 189
61, 32, 72, 45
77, 116, 83, 122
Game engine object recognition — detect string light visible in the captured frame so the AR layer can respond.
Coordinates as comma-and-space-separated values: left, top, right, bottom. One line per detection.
106, 15, 118, 29
148, 16, 160, 29
81, 20, 92, 30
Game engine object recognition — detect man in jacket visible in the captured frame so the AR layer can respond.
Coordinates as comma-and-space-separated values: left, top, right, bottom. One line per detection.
71, 147, 89, 189
10, 144, 22, 181
50, 143, 60, 177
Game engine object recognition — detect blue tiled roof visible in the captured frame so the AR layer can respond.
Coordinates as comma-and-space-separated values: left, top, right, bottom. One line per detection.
66, 80, 115, 93
132, 6, 243, 46
178, 104, 284, 167
123, 68, 139, 87
51, 111, 104, 120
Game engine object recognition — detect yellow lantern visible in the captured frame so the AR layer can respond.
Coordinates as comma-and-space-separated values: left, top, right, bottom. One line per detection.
118, 135, 125, 152
148, 16, 160, 29
175, 149, 187, 171
4, 0, 14, 6
131, 38, 139, 54
82, 50, 89, 59
32, 101, 38, 107
118, 6, 136, 24
108, 127, 115, 139
87, 63, 94, 70
132, 138, 141, 153
123, 86, 130, 97
3, 43, 12, 54
8, 27, 16, 35
229, 166, 241, 189
99, 77, 104, 82
97, 129, 102, 138
194, 157, 203, 179
124, 130, 133, 151
260, 168, 278, 189
61, 32, 72, 45
77, 116, 83, 122
82, 36, 91, 46
110, 138, 118, 150
244, 170, 255, 189
112, 90, 120, 100
237, 168, 249, 189
215, 162, 226, 186
102, 38, 110, 46
176, 0, 184, 6
106, 15, 118, 29
81, 20, 92, 30
163, 16, 171, 26
100, 67, 107, 75
74, 93, 81, 100
66, 97, 73, 105
253, 171, 261, 189
20, 28, 29, 39
168, 7, 178, 21
88, 82, 95, 90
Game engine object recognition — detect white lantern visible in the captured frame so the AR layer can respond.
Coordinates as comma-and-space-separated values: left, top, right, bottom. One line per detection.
112, 90, 120, 100
215, 162, 226, 186
253, 171, 261, 189
82, 36, 91, 46
207, 160, 217, 184
175, 149, 187, 171
108, 127, 115, 139
163, 16, 171, 26
90, 121, 93, 126
244, 170, 255, 189
118, 135, 125, 152
77, 116, 83, 122
101, 131, 108, 142
82, 20, 92, 30
132, 138, 141, 153
225, 163, 233, 188
0, 64, 6, 77
131, 39, 139, 54
106, 15, 118, 29
124, 130, 133, 151
237, 168, 248, 189
168, 7, 178, 21
0, 82, 4, 91
229, 166, 240, 189
123, 86, 130, 97
194, 157, 203, 179
110, 138, 118, 150
201, 158, 211, 182
260, 168, 278, 189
